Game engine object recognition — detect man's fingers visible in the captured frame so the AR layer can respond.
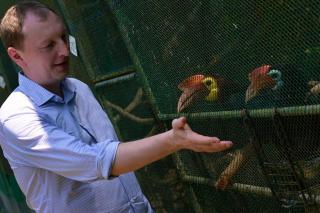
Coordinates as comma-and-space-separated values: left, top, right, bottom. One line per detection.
193, 140, 233, 152
171, 117, 233, 153
205, 140, 233, 152
188, 131, 220, 143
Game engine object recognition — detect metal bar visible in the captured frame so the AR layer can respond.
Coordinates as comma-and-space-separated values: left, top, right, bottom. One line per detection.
181, 174, 273, 197
92, 66, 136, 84
241, 110, 280, 201
181, 175, 216, 187
182, 173, 320, 206
94, 73, 136, 88
55, 0, 97, 81
232, 183, 273, 197
272, 110, 314, 205
110, 8, 162, 122
188, 186, 204, 213
158, 104, 320, 121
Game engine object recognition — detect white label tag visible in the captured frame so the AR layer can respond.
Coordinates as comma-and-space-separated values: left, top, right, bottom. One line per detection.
0, 75, 6, 89
69, 35, 78, 57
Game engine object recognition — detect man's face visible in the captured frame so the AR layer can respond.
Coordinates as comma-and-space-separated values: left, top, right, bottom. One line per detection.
13, 11, 69, 88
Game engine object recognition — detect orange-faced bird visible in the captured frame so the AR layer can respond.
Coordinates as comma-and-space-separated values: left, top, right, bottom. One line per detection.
177, 74, 240, 112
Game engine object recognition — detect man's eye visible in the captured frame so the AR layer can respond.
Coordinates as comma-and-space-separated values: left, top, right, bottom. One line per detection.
45, 42, 55, 49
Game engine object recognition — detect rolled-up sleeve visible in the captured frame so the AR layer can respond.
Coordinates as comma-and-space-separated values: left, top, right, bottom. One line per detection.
0, 110, 119, 182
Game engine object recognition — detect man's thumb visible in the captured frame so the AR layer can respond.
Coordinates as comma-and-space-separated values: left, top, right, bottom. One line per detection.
172, 117, 188, 130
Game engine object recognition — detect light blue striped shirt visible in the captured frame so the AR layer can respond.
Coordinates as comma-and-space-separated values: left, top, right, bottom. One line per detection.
0, 73, 153, 213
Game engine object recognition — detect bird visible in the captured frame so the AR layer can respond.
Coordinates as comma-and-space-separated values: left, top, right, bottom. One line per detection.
242, 64, 320, 201
215, 142, 255, 190
177, 74, 241, 112
245, 64, 308, 107
305, 80, 320, 103
246, 65, 270, 102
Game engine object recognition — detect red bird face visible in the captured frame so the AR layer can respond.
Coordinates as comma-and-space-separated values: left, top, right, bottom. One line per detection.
245, 65, 276, 102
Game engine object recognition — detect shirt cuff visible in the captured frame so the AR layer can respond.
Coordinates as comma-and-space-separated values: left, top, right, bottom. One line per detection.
98, 140, 120, 179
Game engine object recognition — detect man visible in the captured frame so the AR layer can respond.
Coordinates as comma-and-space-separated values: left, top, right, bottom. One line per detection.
0, 1, 233, 213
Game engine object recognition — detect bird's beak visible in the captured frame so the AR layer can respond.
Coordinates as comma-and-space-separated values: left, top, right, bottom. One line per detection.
245, 84, 258, 102
177, 75, 205, 112
245, 65, 275, 102
245, 75, 275, 102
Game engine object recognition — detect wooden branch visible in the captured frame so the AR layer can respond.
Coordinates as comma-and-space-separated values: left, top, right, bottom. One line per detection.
215, 142, 255, 190
103, 100, 154, 124
114, 88, 144, 122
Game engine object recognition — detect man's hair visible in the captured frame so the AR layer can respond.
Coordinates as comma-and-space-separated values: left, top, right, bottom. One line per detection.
0, 1, 57, 49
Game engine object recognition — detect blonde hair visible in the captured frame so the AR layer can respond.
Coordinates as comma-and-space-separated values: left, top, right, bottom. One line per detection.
0, 1, 56, 49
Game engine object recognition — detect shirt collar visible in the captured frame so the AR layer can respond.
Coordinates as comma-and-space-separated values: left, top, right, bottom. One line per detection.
18, 72, 76, 106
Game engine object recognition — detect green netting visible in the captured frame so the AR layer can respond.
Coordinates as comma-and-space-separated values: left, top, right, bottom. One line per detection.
167, 118, 289, 212
94, 73, 160, 140
0, 169, 33, 213
1, 0, 320, 212
0, 42, 18, 102
110, 0, 320, 114
94, 74, 194, 212
54, 0, 133, 82
106, 0, 320, 212
135, 157, 194, 213
246, 114, 320, 210
36, 0, 91, 83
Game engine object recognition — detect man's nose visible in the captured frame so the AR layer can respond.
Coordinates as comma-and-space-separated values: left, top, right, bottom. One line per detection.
59, 39, 69, 57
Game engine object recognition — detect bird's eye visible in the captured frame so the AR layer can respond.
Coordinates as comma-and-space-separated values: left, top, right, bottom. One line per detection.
269, 73, 278, 79
204, 79, 212, 86
268, 69, 281, 80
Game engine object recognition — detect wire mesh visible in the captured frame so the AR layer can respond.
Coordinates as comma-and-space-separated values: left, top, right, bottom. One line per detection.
108, 0, 320, 212
109, 0, 320, 114
56, 0, 132, 82
1, 0, 320, 212
243, 112, 320, 210
94, 73, 193, 212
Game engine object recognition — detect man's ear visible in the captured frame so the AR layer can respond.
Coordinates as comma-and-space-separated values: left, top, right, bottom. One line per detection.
7, 47, 26, 69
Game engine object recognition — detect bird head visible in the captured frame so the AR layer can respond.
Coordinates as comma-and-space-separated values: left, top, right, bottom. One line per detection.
202, 76, 219, 101
245, 65, 284, 102
177, 74, 219, 112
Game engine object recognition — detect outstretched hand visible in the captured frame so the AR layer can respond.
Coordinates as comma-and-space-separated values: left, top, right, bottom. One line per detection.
171, 117, 233, 152
112, 116, 233, 175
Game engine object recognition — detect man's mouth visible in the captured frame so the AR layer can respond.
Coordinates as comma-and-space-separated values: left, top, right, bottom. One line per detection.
55, 60, 68, 66
54, 60, 69, 69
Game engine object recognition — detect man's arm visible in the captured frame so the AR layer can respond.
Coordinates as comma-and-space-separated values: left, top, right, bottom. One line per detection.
111, 117, 233, 176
